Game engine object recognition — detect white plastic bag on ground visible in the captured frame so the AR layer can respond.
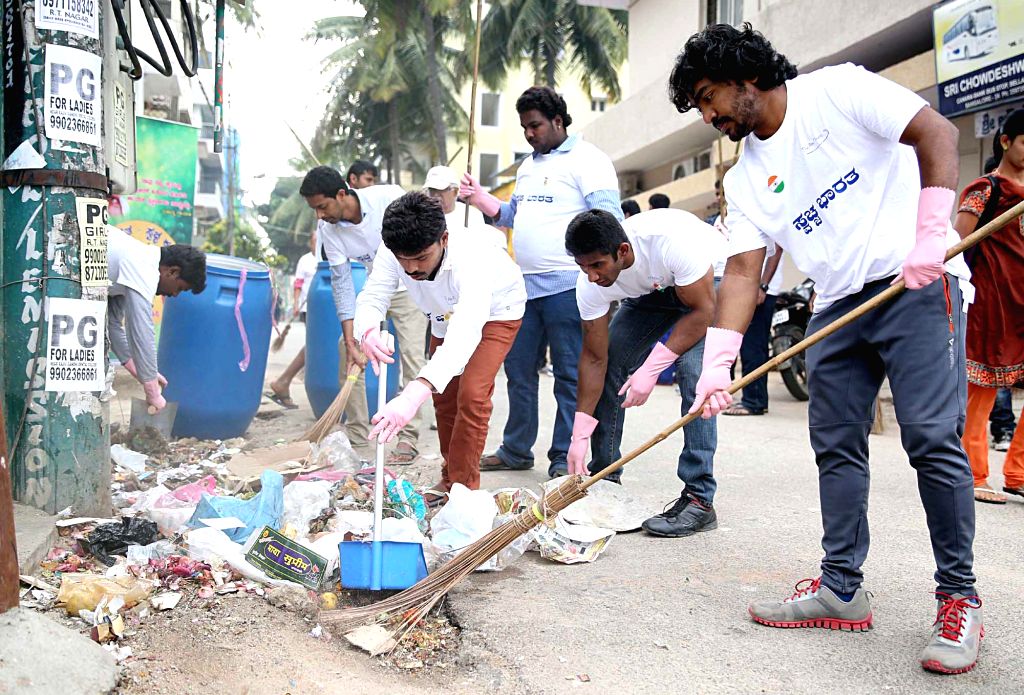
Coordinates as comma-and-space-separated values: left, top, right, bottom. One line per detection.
430, 484, 497, 553
310, 430, 361, 473
280, 480, 332, 539
184, 527, 303, 589
110, 445, 148, 475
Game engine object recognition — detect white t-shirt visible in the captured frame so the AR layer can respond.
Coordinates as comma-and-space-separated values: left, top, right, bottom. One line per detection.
724, 63, 970, 312
354, 228, 526, 393
511, 136, 619, 274
714, 214, 782, 293
446, 203, 506, 251
294, 252, 317, 310
107, 225, 160, 300
575, 208, 724, 321
317, 184, 405, 268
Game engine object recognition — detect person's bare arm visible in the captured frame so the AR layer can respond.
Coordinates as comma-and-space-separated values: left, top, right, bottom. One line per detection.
576, 313, 610, 416
901, 106, 959, 190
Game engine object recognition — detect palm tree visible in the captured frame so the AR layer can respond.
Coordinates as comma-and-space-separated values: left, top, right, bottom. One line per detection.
479, 0, 628, 100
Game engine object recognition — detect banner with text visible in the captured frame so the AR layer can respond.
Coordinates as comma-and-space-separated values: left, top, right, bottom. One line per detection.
75, 197, 108, 287
110, 116, 199, 246
934, 0, 1024, 117
45, 297, 105, 392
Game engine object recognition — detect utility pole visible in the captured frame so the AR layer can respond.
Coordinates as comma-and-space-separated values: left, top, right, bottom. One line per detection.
226, 129, 236, 256
1, 1, 110, 514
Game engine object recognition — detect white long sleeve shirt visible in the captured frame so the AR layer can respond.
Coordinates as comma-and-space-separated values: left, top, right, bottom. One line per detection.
354, 229, 526, 393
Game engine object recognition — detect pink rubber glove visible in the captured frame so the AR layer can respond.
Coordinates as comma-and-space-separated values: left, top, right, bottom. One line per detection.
619, 342, 680, 408
567, 412, 598, 476
688, 327, 743, 419
459, 173, 501, 217
370, 380, 432, 443
122, 358, 138, 379
898, 186, 954, 290
142, 378, 166, 413
361, 327, 395, 376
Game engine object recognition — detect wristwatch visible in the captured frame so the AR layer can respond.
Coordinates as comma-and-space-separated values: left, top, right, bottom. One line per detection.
759, 283, 770, 292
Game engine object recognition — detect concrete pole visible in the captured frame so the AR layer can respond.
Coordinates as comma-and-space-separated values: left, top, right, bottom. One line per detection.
1, 1, 110, 515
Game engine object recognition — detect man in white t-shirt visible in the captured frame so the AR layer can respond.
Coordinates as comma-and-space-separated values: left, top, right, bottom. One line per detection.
267, 231, 318, 409
300, 166, 428, 463
460, 86, 623, 479
670, 24, 980, 674
355, 192, 525, 504
566, 208, 724, 537
106, 229, 207, 412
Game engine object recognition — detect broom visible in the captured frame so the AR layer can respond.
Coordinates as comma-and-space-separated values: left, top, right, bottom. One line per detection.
321, 199, 1024, 636
272, 299, 308, 352
302, 363, 364, 444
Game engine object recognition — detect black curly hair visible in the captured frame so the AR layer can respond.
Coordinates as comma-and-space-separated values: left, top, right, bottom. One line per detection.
160, 244, 207, 293
299, 165, 348, 199
668, 23, 797, 114
515, 86, 573, 128
381, 191, 447, 257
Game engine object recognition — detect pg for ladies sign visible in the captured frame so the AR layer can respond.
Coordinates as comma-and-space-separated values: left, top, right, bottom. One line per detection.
43, 44, 101, 146
933, 0, 1024, 117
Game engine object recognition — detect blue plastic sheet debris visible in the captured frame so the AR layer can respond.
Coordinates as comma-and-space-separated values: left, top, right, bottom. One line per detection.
187, 470, 284, 542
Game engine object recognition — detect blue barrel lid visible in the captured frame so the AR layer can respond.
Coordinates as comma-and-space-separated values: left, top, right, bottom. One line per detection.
205, 253, 270, 279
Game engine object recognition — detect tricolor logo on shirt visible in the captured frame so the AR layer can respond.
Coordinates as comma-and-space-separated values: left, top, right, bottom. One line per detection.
767, 175, 785, 193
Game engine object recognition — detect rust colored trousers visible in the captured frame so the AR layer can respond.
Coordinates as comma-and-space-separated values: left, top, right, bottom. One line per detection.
430, 320, 521, 491
963, 382, 1024, 488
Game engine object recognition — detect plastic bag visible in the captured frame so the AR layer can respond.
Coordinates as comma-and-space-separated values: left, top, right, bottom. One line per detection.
125, 485, 198, 537
387, 478, 426, 527
87, 517, 160, 566
110, 444, 148, 475
168, 475, 217, 504
310, 430, 361, 472
184, 526, 302, 589
187, 470, 284, 543
430, 484, 497, 553
125, 539, 178, 565
57, 573, 155, 616
280, 480, 332, 539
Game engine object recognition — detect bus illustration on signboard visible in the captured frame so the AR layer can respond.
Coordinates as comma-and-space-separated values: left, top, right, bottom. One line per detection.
942, 2, 999, 61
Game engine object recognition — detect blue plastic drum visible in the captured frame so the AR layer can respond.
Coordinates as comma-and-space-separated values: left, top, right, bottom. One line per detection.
159, 254, 272, 439
304, 261, 400, 420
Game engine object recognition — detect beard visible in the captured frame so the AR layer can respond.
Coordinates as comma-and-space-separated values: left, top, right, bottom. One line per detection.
712, 84, 759, 141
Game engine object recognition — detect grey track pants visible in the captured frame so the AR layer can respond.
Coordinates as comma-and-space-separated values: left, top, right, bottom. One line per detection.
806, 274, 976, 596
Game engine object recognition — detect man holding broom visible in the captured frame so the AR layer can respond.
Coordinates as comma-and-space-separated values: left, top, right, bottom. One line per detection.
355, 192, 525, 505
565, 207, 725, 537
301, 166, 427, 464
671, 24, 980, 673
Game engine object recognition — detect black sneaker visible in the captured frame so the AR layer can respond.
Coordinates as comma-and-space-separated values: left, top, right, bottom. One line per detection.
642, 493, 718, 537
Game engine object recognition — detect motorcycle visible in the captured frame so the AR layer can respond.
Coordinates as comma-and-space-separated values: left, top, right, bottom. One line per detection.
770, 278, 814, 401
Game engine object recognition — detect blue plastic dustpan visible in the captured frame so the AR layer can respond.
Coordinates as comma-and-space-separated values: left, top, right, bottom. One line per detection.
339, 539, 427, 590
338, 329, 428, 591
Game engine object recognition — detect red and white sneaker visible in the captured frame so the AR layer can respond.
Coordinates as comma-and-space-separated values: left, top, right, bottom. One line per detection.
748, 577, 873, 631
920, 593, 984, 674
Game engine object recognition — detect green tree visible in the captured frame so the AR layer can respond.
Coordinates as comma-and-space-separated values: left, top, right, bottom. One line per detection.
308, 1, 471, 177
255, 176, 316, 267
202, 217, 287, 270
480, 0, 628, 99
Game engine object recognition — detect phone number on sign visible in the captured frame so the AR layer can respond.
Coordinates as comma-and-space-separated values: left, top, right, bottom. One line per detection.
49, 114, 96, 135
48, 366, 97, 381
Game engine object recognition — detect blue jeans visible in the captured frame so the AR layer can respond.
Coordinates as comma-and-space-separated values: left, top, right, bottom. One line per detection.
495, 290, 581, 476
588, 289, 718, 504
739, 295, 776, 413
990, 388, 1016, 439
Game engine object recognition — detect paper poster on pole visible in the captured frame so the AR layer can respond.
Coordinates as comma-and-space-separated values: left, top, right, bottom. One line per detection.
76, 197, 109, 287
44, 44, 101, 146
45, 297, 105, 392
34, 0, 100, 39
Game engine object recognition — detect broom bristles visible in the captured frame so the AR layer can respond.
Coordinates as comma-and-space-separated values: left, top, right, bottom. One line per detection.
271, 322, 291, 352
321, 475, 588, 634
301, 365, 362, 444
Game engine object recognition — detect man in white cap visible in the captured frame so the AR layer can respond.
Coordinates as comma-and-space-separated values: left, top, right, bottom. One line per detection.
424, 165, 506, 251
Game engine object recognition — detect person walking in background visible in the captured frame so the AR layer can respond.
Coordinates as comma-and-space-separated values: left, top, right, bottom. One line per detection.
346, 160, 378, 189
621, 200, 641, 218
953, 108, 1024, 505
267, 231, 318, 409
460, 86, 622, 479
990, 388, 1016, 452
648, 193, 670, 209
723, 249, 784, 416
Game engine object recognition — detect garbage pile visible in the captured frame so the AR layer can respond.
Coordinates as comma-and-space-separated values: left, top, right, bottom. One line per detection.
20, 425, 655, 665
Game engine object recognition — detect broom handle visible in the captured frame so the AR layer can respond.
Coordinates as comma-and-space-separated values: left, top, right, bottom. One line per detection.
464, 0, 483, 227
582, 198, 1024, 491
